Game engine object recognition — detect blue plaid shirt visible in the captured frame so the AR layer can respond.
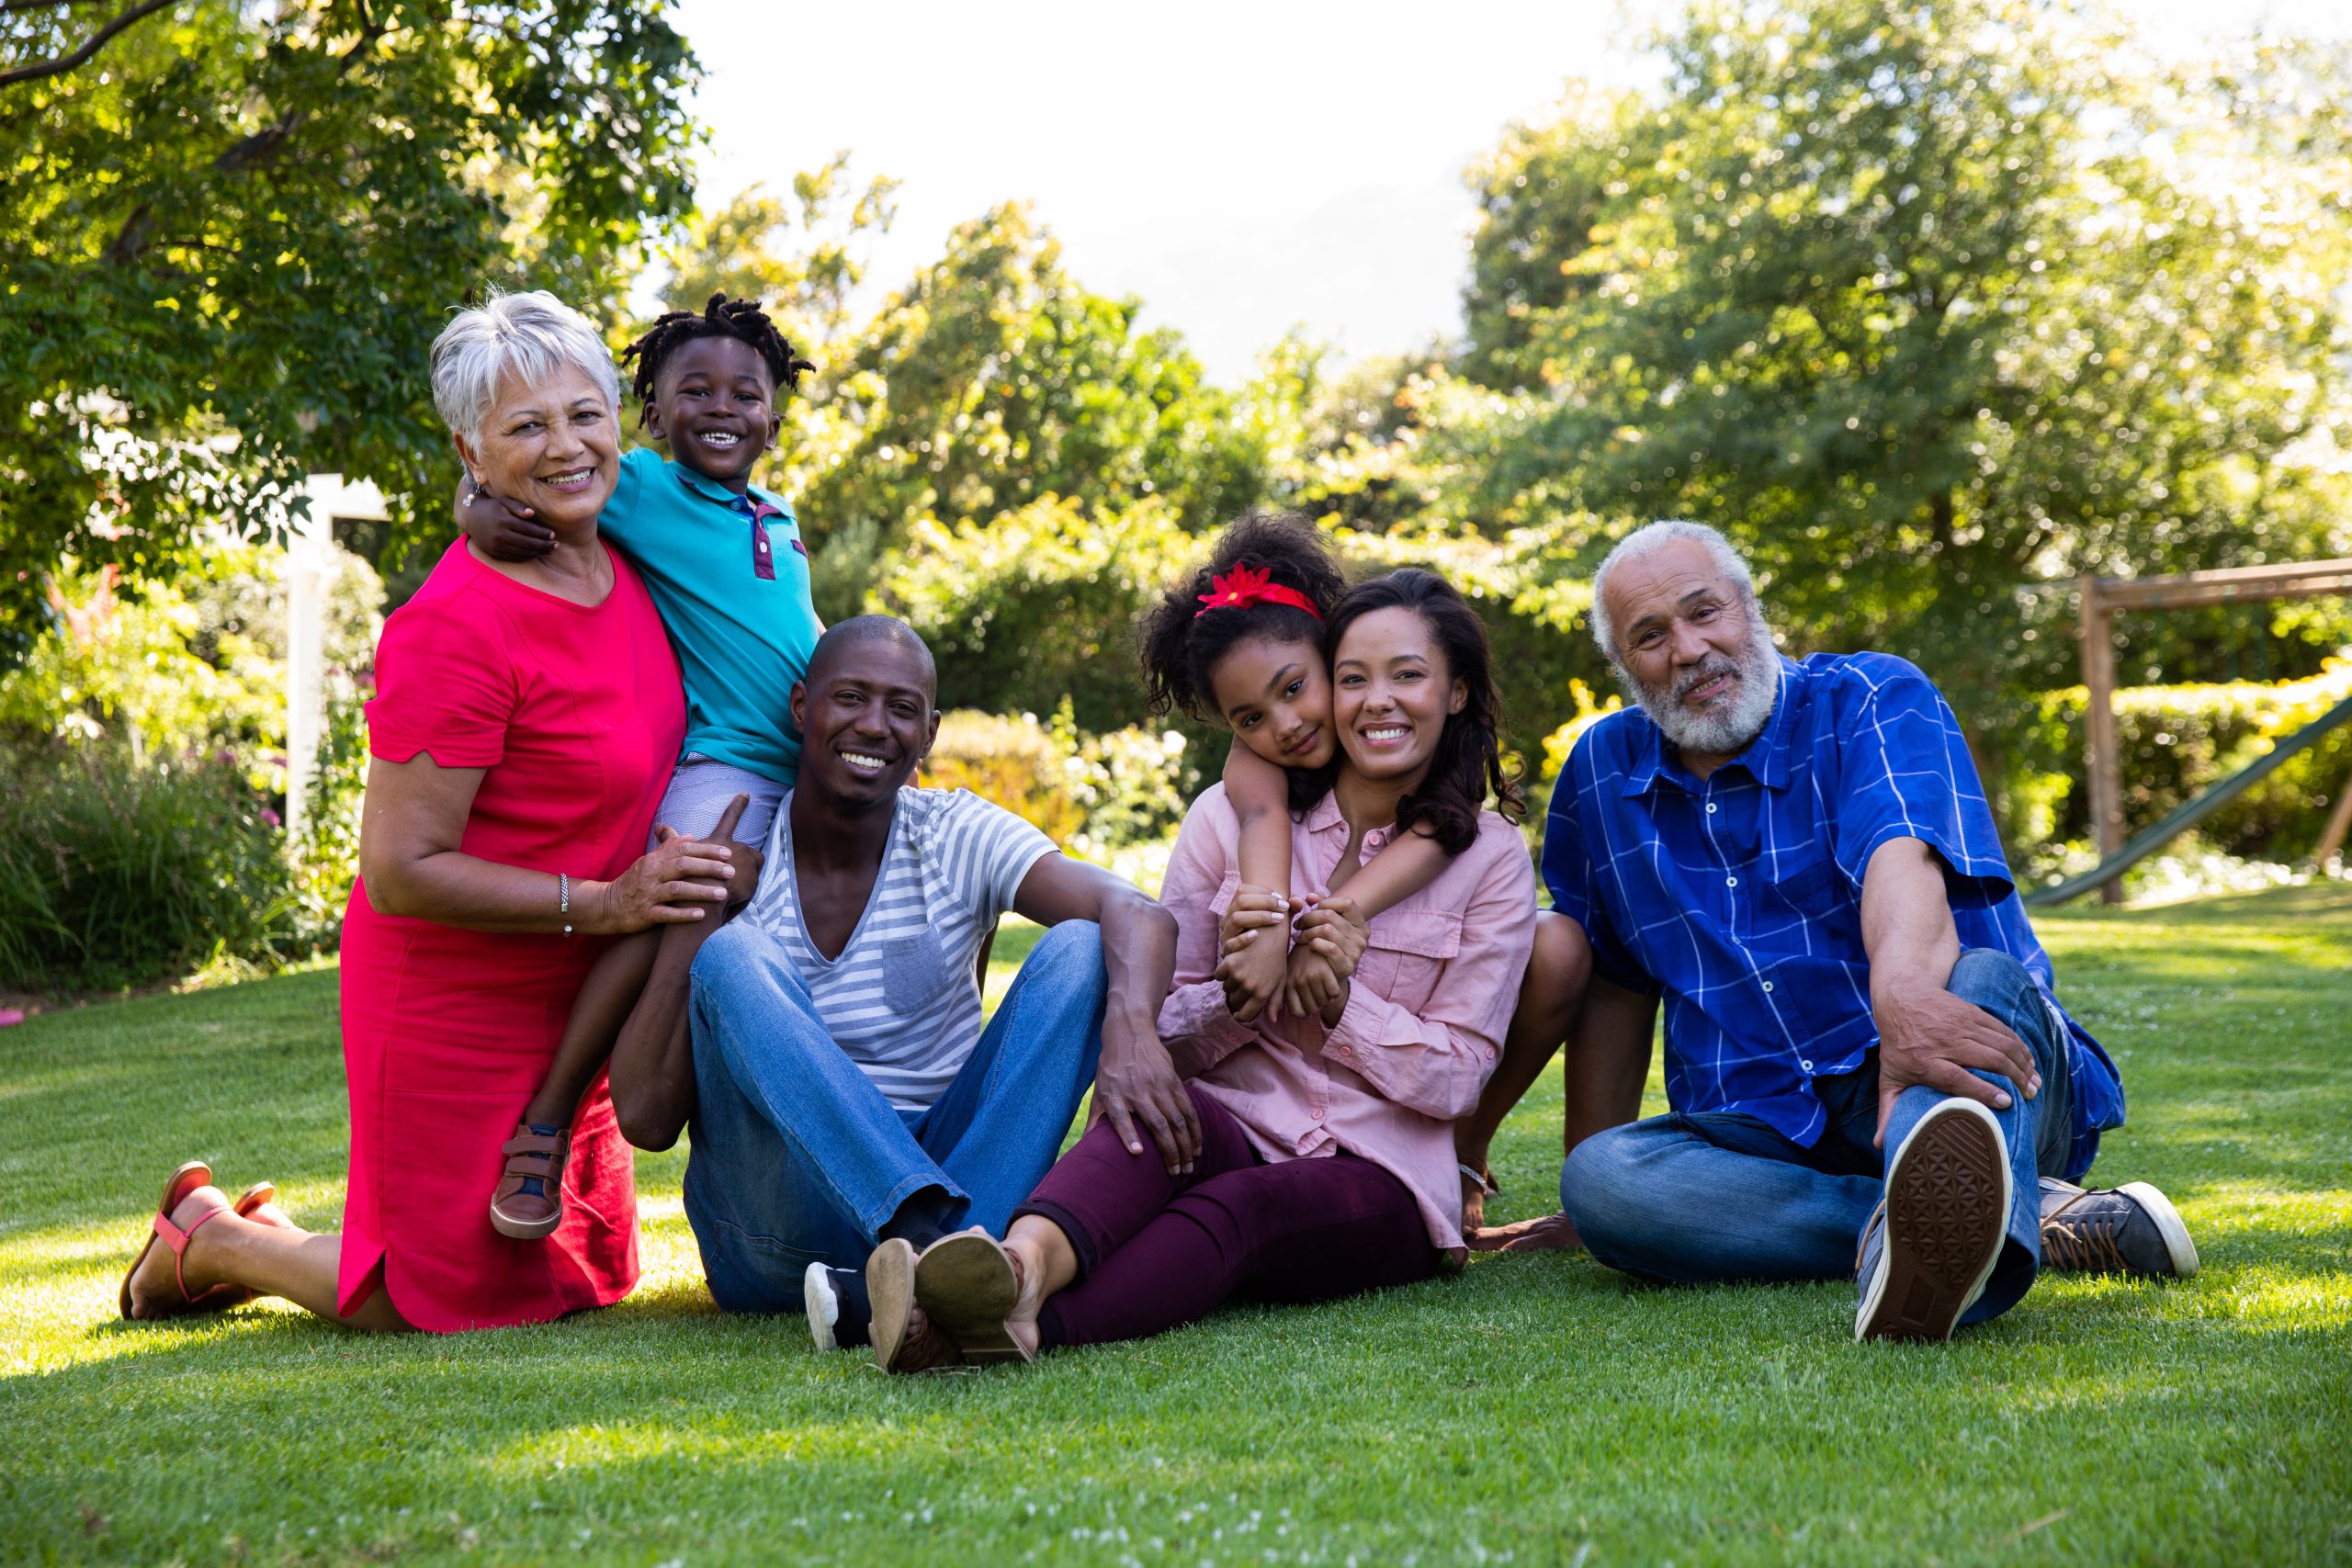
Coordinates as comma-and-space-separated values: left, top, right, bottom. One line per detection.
1544, 652, 2123, 1179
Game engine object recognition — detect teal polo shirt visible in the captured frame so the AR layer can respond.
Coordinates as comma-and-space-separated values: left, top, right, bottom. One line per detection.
599, 446, 821, 785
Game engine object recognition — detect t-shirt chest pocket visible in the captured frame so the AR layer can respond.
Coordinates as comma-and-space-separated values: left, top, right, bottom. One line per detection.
874, 926, 962, 1016
1357, 909, 1462, 1016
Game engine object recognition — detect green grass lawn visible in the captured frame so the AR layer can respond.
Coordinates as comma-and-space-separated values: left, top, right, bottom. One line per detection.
3, 886, 2348, 1565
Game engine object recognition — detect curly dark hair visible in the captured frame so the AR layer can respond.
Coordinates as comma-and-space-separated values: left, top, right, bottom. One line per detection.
1137, 509, 1350, 725
620, 292, 814, 417
1325, 567, 1526, 854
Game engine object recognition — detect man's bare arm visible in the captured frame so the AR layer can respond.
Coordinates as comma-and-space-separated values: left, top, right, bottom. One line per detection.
1860, 835, 2041, 1145
1011, 854, 1195, 1173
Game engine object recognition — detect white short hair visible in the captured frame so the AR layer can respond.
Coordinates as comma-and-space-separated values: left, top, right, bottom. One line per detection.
429, 290, 620, 439
1589, 519, 1757, 660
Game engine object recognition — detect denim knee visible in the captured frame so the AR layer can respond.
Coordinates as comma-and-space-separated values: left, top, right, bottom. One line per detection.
1024, 919, 1105, 978
1948, 947, 2063, 1077
1561, 1126, 1648, 1258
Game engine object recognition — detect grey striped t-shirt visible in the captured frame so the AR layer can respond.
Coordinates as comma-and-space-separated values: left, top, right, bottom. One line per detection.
737, 787, 1057, 1110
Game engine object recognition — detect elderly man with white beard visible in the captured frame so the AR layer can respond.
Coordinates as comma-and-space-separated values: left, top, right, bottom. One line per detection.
1514, 521, 2197, 1341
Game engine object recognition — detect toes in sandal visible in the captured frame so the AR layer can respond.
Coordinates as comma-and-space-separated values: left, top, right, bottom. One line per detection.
119, 1161, 242, 1320
233, 1181, 299, 1233
490, 1122, 571, 1240
914, 1228, 1032, 1365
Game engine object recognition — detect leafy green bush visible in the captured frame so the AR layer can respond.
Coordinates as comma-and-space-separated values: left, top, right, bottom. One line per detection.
1998, 659, 2352, 860
0, 745, 297, 994
918, 710, 1089, 844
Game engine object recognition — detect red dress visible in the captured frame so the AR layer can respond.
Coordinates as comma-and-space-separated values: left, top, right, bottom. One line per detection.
337, 538, 684, 1331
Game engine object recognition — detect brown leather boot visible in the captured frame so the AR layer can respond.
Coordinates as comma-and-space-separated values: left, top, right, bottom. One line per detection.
489, 1122, 570, 1240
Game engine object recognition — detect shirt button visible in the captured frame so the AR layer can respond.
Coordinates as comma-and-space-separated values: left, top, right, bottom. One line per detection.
1706, 803, 1719, 814
1800, 1058, 1815, 1071
1311, 1107, 1326, 1121
1726, 875, 1739, 887
1762, 981, 1775, 993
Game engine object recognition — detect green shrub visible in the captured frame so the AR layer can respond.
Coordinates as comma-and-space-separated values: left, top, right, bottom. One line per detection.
918, 710, 1090, 844
0, 745, 297, 994
1998, 658, 2352, 860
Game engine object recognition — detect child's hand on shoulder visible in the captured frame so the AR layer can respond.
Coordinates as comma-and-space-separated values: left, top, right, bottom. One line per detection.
456, 476, 556, 561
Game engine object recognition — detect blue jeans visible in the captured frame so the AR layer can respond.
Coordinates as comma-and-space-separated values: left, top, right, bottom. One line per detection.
1563, 948, 2075, 1327
682, 919, 1108, 1314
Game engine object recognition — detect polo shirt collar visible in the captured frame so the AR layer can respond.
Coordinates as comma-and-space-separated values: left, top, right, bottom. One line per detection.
1616, 656, 1799, 795
669, 459, 790, 517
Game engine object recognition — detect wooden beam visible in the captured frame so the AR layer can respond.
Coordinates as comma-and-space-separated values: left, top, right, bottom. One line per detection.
2090, 558, 2352, 612
2080, 574, 2124, 903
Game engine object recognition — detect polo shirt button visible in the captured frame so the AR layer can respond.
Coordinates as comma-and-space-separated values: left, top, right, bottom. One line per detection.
1725, 875, 1739, 887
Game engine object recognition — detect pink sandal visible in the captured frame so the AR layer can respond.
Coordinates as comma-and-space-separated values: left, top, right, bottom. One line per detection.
119, 1160, 240, 1320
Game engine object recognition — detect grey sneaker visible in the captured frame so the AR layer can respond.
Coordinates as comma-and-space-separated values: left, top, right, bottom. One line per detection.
2038, 1178, 2199, 1279
1855, 1098, 2012, 1343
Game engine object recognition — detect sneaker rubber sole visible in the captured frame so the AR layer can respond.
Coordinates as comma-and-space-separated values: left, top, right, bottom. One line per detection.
804, 1260, 840, 1353
1858, 1099, 2012, 1343
2116, 1179, 2201, 1279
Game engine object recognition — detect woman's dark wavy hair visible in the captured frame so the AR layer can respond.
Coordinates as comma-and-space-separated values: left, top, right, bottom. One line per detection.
1138, 510, 1351, 816
1326, 567, 1526, 854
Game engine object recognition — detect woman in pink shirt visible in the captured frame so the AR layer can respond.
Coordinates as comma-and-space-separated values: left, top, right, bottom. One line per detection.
900, 568, 1539, 1363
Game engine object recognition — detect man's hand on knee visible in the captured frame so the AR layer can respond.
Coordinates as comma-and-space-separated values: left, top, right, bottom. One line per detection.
1871, 981, 2042, 1148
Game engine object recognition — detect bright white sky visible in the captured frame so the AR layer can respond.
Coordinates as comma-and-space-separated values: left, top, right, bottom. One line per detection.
670, 0, 2351, 384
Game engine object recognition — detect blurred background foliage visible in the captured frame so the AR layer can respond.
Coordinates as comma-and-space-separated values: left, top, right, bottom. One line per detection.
5, 0, 2349, 991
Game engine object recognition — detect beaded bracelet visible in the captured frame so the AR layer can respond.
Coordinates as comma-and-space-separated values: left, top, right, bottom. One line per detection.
560, 871, 572, 935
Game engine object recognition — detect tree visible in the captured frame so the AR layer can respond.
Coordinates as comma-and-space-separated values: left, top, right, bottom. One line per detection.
786, 204, 1268, 618
658, 153, 901, 355
0, 0, 702, 659
1458, 0, 2352, 719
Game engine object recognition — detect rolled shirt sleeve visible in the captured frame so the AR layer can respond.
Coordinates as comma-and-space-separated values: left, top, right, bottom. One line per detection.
1153, 794, 1256, 1079
1826, 660, 2015, 908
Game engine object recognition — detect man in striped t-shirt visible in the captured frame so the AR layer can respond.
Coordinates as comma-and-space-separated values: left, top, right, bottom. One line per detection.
606, 617, 1200, 1361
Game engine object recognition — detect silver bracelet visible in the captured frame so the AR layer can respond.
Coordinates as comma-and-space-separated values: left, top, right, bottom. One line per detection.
560, 871, 572, 935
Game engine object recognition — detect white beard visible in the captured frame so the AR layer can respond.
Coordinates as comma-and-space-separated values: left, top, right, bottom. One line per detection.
1620, 614, 1781, 758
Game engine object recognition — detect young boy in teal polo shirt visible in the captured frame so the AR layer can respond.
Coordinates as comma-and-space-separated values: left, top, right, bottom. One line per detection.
455, 294, 824, 1242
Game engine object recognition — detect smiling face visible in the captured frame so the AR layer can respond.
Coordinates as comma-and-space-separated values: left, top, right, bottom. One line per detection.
452, 363, 619, 531
1600, 536, 1779, 760
1330, 605, 1466, 789
789, 634, 940, 811
1207, 635, 1338, 770
640, 334, 779, 492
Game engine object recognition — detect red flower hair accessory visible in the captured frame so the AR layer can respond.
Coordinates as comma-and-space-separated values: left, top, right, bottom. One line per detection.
1193, 562, 1322, 621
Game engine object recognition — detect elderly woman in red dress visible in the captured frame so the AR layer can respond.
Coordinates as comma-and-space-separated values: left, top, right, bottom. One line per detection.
119, 291, 738, 1331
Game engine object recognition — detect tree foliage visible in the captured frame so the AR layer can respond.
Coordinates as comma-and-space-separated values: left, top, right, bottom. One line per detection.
1456, 0, 2352, 720
0, 0, 702, 660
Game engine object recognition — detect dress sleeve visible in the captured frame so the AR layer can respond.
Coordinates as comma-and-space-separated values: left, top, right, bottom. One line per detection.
1826, 660, 2015, 908
1540, 737, 1653, 993
1153, 792, 1256, 1078
364, 592, 518, 768
1322, 830, 1534, 1122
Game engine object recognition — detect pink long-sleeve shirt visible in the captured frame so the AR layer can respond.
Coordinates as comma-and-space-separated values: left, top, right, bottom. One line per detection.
1155, 784, 1539, 1256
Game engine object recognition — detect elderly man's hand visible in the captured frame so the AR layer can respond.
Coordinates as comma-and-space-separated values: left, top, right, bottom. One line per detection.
1871, 980, 2041, 1147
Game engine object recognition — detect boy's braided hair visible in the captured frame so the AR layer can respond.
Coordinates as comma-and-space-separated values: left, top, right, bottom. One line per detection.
620, 292, 814, 412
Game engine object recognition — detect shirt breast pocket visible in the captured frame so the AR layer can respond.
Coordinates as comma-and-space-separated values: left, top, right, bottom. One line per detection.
1356, 909, 1463, 1017
875, 927, 962, 1016
1753, 853, 1859, 954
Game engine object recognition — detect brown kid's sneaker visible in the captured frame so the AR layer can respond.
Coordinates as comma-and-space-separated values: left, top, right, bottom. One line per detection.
2039, 1177, 2199, 1279
489, 1122, 570, 1240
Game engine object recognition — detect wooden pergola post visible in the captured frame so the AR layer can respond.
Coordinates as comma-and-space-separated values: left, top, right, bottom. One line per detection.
2078, 574, 2124, 904
2074, 558, 2352, 904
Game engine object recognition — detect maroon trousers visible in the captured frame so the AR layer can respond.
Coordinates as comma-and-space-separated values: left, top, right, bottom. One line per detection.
1013, 1084, 1437, 1349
